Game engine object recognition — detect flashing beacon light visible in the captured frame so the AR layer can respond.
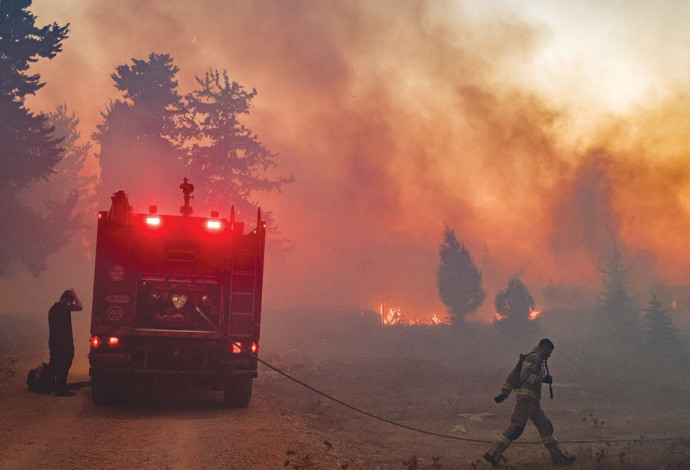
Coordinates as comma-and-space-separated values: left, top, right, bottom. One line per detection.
206, 211, 222, 230
206, 219, 222, 230
145, 215, 161, 226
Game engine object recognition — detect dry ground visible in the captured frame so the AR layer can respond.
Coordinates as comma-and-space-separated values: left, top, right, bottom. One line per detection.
1, 311, 689, 469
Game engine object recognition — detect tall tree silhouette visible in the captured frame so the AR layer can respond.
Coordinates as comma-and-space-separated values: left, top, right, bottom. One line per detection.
30, 105, 95, 215
597, 247, 640, 346
181, 70, 292, 222
95, 57, 291, 228
0, 0, 70, 275
93, 53, 185, 208
643, 293, 681, 350
437, 226, 485, 324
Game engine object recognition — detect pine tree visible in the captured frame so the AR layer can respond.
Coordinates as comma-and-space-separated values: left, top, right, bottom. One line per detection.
643, 293, 680, 349
493, 276, 538, 337
597, 247, 640, 346
437, 226, 485, 324
93, 53, 186, 208
0, 0, 69, 187
0, 0, 70, 275
181, 69, 292, 223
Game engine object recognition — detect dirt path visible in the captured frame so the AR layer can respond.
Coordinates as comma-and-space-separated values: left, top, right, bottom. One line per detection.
0, 362, 351, 470
2, 312, 690, 470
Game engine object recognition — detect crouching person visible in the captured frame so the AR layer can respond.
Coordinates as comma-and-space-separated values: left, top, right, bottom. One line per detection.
49, 289, 83, 397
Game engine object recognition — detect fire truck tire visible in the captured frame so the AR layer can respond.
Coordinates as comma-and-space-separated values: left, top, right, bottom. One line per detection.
223, 377, 252, 407
91, 377, 119, 405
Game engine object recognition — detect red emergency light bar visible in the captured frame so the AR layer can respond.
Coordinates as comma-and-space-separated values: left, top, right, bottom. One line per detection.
206, 220, 222, 230
145, 216, 161, 226
143, 214, 226, 232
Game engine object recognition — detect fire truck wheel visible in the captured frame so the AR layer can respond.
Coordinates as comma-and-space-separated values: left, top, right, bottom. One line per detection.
91, 377, 120, 405
223, 377, 252, 408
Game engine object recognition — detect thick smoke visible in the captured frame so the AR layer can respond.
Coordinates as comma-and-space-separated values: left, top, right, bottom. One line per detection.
18, 0, 690, 319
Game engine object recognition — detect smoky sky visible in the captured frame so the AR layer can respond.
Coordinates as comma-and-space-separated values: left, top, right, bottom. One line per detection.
21, 0, 690, 319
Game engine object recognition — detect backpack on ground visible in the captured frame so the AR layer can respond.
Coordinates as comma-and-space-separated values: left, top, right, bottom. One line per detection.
26, 362, 55, 394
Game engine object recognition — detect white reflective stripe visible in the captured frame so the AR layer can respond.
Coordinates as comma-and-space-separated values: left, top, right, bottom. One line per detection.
526, 373, 541, 384
516, 388, 537, 399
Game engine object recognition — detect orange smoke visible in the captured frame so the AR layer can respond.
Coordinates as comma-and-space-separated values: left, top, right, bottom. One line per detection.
21, 1, 690, 317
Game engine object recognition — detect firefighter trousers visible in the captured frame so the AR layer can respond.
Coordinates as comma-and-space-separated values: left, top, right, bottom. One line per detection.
503, 396, 553, 440
486, 396, 569, 464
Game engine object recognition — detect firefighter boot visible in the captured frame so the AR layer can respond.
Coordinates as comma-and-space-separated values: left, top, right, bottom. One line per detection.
483, 435, 511, 467
543, 436, 575, 466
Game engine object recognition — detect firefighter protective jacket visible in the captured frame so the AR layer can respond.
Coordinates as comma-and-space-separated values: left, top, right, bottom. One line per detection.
515, 346, 547, 401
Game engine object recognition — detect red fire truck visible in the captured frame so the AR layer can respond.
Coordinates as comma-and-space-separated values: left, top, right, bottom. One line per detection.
88, 179, 265, 406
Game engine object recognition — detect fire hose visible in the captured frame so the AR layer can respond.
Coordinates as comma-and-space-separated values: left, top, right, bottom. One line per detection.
243, 347, 684, 446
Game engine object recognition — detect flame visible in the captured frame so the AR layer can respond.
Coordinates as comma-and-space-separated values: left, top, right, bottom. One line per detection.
379, 304, 405, 325
672, 300, 678, 310
491, 313, 507, 324
377, 303, 450, 326
528, 308, 542, 320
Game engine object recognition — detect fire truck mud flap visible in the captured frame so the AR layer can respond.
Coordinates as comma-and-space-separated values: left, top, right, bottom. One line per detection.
223, 377, 252, 408
91, 375, 121, 406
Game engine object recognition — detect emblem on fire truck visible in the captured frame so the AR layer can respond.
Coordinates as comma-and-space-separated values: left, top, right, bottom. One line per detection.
109, 264, 125, 282
106, 305, 124, 321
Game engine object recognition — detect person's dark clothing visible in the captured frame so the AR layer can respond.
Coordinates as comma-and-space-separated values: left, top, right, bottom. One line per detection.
49, 301, 74, 394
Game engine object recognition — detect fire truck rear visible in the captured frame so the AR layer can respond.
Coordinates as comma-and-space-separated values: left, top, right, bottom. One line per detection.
89, 179, 265, 407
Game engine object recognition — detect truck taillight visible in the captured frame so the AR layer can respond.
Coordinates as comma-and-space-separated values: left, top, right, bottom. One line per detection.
231, 341, 258, 354
90, 336, 121, 348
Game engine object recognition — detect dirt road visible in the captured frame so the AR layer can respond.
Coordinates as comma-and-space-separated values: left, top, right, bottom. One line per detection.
2, 312, 690, 469
0, 365, 353, 470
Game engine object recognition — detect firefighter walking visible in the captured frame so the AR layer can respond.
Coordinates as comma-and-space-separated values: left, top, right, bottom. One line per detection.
483, 338, 575, 467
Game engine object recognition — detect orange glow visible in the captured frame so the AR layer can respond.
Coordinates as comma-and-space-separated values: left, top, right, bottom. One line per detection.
491, 313, 507, 324
377, 303, 450, 326
672, 300, 677, 309
24, 1, 690, 318
230, 342, 258, 354
379, 304, 405, 325
528, 308, 542, 320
